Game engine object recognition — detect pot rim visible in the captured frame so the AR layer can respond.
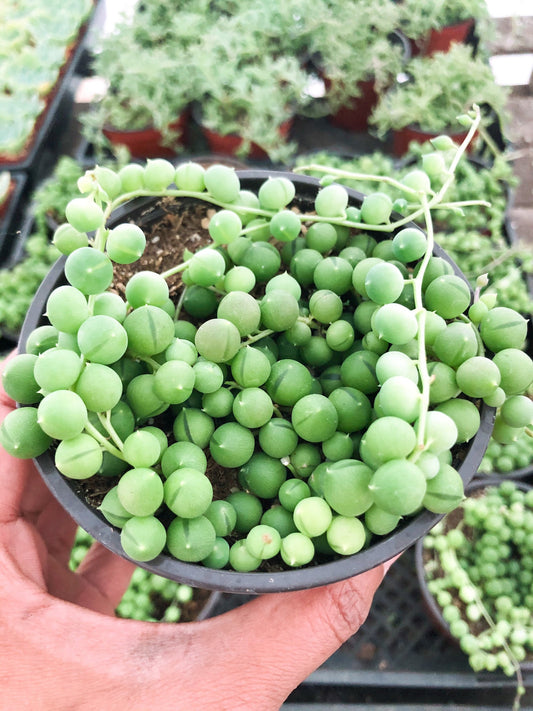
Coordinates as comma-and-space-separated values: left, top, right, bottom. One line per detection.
19, 169, 495, 594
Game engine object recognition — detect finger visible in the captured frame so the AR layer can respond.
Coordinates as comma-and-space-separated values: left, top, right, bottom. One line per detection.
0, 444, 38, 523
75, 542, 136, 609
35, 498, 78, 566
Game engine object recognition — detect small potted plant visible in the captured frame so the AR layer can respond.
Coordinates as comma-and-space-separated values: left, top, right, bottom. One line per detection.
81, 0, 315, 162
80, 14, 203, 159
369, 44, 509, 156
194, 53, 309, 163
306, 0, 407, 132
478, 432, 533, 481
2, 108, 533, 593
396, 0, 492, 56
189, 8, 312, 162
415, 479, 533, 711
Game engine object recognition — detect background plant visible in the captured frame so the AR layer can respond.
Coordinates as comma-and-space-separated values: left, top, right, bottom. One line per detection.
307, 0, 405, 112
397, 0, 492, 40
82, 0, 315, 161
81, 8, 206, 151
421, 480, 533, 710
369, 44, 509, 137
70, 527, 201, 622
0, 232, 59, 338
0, 157, 86, 339
478, 434, 533, 476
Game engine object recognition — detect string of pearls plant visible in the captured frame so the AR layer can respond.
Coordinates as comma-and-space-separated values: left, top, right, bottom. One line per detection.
2, 106, 532, 573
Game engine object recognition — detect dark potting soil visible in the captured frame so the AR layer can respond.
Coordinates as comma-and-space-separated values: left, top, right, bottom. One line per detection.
112, 198, 215, 300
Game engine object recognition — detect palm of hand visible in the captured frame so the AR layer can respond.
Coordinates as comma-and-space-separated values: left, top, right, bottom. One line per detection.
0, 356, 388, 711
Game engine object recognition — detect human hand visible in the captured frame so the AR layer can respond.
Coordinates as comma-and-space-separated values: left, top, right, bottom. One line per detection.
0, 353, 392, 711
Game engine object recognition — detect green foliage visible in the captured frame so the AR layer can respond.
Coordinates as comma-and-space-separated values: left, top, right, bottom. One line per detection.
85, 9, 207, 136
423, 481, 532, 710
397, 0, 491, 38
296, 147, 518, 244
84, 0, 316, 161
0, 156, 106, 337
370, 44, 509, 136
0, 233, 60, 336
308, 0, 406, 109
31, 156, 86, 232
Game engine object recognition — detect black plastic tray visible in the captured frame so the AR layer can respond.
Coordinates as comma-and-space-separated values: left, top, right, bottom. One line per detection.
209, 548, 532, 707
0, 172, 29, 264
0, 2, 102, 179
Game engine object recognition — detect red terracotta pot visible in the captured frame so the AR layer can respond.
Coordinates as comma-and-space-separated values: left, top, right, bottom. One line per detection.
102, 111, 189, 159
0, 179, 14, 220
392, 124, 476, 157
409, 19, 475, 57
327, 79, 378, 132
200, 119, 293, 160
320, 31, 410, 133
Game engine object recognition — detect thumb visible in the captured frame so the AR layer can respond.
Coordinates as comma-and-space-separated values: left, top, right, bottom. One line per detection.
159, 561, 388, 711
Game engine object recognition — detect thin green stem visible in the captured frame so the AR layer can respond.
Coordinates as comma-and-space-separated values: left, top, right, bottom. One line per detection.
136, 355, 162, 373
241, 221, 270, 237
437, 199, 491, 210
477, 122, 504, 163
293, 163, 420, 197
174, 285, 188, 321
160, 261, 190, 280
243, 328, 276, 346
412, 193, 434, 452
96, 411, 125, 451
84, 420, 126, 460
475, 244, 522, 276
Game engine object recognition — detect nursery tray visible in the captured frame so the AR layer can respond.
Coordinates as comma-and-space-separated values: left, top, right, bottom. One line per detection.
0, 3, 102, 181
209, 548, 532, 708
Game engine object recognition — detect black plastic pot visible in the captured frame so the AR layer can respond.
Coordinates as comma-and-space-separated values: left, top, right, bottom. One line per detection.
19, 170, 495, 594
414, 479, 533, 673
192, 588, 221, 621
